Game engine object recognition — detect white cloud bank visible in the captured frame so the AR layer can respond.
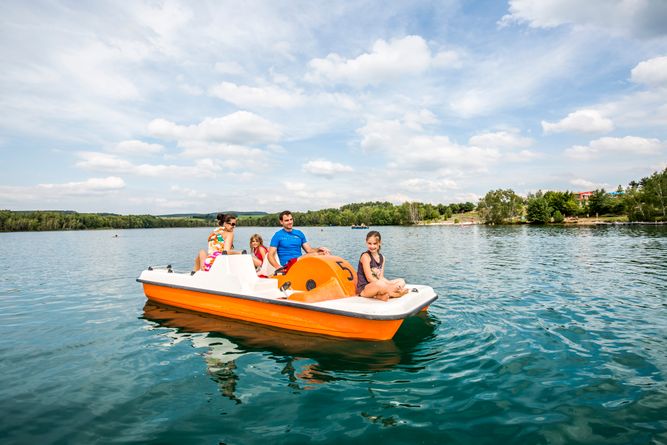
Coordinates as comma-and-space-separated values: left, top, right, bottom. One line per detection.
542, 109, 614, 134
631, 56, 667, 87
148, 111, 282, 145
114, 140, 164, 155
305, 35, 458, 87
0, 176, 125, 202
209, 82, 306, 109
499, 0, 667, 38
302, 160, 354, 177
565, 136, 664, 160
76, 152, 224, 178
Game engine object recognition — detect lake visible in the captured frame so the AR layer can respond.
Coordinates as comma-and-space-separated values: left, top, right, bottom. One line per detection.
1, 225, 666, 444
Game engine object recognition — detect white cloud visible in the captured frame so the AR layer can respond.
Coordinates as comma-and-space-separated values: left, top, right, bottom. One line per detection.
631, 56, 667, 88
357, 118, 500, 171
214, 61, 245, 75
400, 178, 458, 192
403, 109, 439, 131
148, 111, 283, 145
209, 81, 306, 109
177, 140, 266, 160
506, 150, 541, 162
273, 181, 338, 202
114, 140, 164, 155
432, 50, 462, 68
396, 135, 500, 171
565, 136, 664, 159
76, 152, 222, 178
358, 119, 407, 152
283, 181, 307, 192
302, 160, 354, 177
499, 0, 667, 38
37, 176, 126, 194
170, 185, 204, 198
542, 109, 615, 134
469, 130, 534, 149
305, 35, 450, 87
0, 176, 125, 202
128, 196, 195, 210
570, 178, 603, 189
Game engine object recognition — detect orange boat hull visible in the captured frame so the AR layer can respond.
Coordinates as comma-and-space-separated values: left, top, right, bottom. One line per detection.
142, 282, 403, 341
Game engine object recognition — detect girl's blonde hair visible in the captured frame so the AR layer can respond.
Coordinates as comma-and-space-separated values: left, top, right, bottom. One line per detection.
250, 234, 264, 246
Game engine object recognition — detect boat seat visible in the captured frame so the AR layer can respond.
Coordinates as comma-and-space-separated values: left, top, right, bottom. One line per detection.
207, 255, 258, 282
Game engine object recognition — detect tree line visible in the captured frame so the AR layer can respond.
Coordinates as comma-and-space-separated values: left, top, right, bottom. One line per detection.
2, 167, 663, 231
238, 201, 476, 227
478, 167, 667, 224
0, 211, 211, 232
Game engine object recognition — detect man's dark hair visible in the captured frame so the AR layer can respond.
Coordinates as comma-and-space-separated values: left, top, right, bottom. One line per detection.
279, 210, 292, 221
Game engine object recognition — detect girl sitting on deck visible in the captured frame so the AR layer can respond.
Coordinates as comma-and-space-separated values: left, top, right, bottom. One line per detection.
356, 230, 409, 301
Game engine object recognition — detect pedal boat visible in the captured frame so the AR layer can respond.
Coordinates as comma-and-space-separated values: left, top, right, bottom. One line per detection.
137, 255, 437, 341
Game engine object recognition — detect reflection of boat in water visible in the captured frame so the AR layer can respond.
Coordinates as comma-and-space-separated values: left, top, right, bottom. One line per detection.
351, 224, 369, 229
137, 255, 437, 340
141, 301, 438, 373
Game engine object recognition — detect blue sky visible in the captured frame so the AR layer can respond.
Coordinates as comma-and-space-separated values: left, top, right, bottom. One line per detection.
1, 0, 666, 214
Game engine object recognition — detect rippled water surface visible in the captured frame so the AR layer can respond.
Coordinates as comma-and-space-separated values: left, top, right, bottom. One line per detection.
1, 225, 666, 444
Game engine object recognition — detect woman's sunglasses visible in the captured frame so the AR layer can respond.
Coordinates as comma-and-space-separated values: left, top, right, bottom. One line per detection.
227, 222, 236, 227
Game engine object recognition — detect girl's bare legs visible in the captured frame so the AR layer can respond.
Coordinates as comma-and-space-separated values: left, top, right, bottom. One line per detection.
388, 278, 406, 288
388, 284, 409, 298
360, 281, 390, 301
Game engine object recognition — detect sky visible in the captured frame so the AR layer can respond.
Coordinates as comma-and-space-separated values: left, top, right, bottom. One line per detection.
1, 0, 666, 214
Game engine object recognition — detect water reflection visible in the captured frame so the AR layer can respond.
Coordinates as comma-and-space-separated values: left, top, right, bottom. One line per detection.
141, 302, 436, 398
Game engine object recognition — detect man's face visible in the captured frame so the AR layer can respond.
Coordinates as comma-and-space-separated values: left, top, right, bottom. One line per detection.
280, 214, 294, 230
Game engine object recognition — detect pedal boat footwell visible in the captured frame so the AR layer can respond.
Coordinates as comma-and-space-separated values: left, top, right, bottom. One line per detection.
137, 255, 437, 341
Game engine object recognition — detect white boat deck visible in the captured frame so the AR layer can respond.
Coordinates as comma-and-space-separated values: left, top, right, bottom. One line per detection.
137, 255, 437, 319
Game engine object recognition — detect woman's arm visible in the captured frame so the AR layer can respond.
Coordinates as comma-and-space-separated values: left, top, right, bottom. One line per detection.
224, 231, 235, 253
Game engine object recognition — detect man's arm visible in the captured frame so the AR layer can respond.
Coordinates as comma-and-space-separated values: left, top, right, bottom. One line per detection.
302, 242, 330, 255
268, 246, 281, 268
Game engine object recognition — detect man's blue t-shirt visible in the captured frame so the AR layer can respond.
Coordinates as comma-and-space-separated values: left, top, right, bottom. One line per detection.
270, 229, 307, 265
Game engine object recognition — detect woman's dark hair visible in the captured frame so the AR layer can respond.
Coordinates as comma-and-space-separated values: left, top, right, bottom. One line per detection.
217, 213, 237, 226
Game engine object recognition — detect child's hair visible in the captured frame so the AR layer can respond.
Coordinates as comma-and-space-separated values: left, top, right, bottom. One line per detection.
366, 230, 382, 250
250, 234, 264, 246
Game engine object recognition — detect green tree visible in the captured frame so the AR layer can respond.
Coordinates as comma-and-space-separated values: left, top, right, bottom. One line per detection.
527, 192, 552, 224
588, 189, 613, 215
477, 189, 525, 224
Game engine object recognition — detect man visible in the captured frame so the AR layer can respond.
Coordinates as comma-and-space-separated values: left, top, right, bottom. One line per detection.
268, 210, 330, 268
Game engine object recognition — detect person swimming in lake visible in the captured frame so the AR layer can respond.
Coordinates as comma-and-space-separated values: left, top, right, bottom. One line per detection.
356, 230, 409, 301
194, 213, 242, 272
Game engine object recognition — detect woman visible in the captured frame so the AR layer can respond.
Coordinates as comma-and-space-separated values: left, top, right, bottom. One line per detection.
194, 213, 241, 272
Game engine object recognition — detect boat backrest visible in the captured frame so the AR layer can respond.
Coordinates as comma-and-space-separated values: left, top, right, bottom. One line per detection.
207, 254, 259, 287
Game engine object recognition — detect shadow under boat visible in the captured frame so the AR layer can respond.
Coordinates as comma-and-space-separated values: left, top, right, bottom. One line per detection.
141, 301, 438, 372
